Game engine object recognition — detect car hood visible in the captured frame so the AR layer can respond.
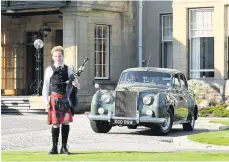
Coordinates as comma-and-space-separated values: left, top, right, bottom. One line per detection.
115, 85, 168, 93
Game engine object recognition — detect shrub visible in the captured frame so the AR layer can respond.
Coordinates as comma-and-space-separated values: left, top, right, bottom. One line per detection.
188, 79, 209, 100
199, 104, 229, 117
196, 98, 204, 104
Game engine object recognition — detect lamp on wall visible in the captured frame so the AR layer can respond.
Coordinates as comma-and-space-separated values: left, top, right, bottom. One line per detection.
39, 23, 51, 37
30, 23, 51, 95
30, 39, 44, 96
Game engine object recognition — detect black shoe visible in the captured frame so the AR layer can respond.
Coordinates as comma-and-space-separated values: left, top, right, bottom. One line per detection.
49, 135, 59, 155
49, 146, 58, 154
60, 145, 70, 154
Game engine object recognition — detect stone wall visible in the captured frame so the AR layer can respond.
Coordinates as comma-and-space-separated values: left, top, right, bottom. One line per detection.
2, 1, 136, 110
62, 3, 136, 109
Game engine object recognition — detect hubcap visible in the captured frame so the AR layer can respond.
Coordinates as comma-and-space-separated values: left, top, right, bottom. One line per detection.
161, 112, 171, 131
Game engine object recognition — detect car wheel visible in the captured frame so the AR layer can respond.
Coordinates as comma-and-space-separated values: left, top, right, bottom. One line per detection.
90, 120, 112, 133
151, 108, 173, 135
183, 111, 195, 131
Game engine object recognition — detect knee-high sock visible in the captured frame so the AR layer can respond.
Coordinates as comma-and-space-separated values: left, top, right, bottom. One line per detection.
52, 127, 60, 146
61, 125, 69, 145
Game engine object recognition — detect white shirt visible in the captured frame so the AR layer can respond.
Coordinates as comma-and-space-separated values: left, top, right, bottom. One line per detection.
42, 64, 79, 105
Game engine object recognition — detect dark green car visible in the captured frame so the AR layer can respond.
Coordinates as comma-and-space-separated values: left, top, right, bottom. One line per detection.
88, 67, 198, 135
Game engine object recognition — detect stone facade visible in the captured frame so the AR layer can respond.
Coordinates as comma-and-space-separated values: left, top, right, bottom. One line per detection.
173, 0, 229, 79
1, 14, 63, 95
60, 1, 136, 109
172, 0, 229, 113
1, 1, 136, 110
142, 1, 172, 67
4, 0, 229, 111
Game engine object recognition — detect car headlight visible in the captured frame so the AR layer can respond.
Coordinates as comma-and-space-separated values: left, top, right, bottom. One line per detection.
143, 96, 152, 105
98, 107, 105, 115
101, 94, 112, 103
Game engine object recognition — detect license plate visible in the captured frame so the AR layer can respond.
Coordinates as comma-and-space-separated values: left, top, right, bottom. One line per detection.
112, 119, 135, 125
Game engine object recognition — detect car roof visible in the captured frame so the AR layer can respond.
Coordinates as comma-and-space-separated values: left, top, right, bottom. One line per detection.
122, 67, 181, 75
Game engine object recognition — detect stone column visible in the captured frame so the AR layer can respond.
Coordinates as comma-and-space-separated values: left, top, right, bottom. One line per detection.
62, 10, 92, 109
172, 5, 188, 76
75, 14, 90, 95
62, 12, 77, 68
214, 3, 227, 79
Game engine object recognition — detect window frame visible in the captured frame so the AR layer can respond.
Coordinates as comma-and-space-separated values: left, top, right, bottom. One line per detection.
188, 8, 214, 78
161, 13, 173, 68
94, 24, 110, 79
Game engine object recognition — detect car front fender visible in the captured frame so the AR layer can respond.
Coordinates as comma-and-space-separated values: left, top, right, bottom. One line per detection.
153, 93, 168, 118
91, 91, 102, 115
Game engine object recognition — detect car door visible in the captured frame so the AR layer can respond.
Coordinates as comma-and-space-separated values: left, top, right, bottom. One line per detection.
172, 73, 184, 121
171, 73, 187, 121
178, 73, 189, 121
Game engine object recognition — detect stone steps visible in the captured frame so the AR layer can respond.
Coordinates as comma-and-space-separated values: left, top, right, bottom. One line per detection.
1, 96, 45, 114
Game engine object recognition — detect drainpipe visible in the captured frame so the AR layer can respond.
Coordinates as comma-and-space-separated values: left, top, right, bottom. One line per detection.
138, 0, 143, 67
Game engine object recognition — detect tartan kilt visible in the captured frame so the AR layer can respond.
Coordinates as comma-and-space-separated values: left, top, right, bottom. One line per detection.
47, 92, 73, 125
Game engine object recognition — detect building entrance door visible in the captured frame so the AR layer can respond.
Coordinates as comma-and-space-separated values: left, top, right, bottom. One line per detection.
1, 32, 26, 96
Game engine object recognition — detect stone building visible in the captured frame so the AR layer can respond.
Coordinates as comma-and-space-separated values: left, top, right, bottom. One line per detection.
142, 0, 173, 68
2, 0, 229, 110
1, 1, 136, 109
172, 0, 229, 104
143, 0, 229, 80
173, 0, 229, 80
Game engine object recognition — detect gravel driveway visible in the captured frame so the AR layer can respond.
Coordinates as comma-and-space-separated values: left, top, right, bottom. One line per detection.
1, 114, 229, 152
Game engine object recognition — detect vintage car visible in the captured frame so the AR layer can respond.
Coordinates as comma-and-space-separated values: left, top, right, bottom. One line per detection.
87, 67, 198, 135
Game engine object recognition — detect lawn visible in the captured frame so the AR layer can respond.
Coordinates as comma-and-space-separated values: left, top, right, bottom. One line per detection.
209, 119, 229, 126
1, 151, 229, 161
188, 119, 229, 146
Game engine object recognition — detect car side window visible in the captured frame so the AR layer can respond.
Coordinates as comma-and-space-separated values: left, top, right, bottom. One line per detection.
173, 74, 180, 88
180, 74, 188, 89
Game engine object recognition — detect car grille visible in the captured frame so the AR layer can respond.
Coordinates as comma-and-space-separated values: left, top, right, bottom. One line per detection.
115, 91, 138, 117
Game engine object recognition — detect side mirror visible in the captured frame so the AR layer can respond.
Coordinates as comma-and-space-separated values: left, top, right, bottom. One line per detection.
95, 83, 100, 89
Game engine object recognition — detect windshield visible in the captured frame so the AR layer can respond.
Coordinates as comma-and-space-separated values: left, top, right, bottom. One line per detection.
118, 71, 172, 87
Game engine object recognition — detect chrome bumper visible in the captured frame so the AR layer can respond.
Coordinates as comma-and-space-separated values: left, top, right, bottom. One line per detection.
87, 114, 166, 124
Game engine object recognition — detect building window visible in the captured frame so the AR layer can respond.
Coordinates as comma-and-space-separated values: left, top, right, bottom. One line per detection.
94, 25, 110, 79
1, 32, 17, 91
189, 8, 214, 78
161, 14, 173, 68
1, 32, 6, 90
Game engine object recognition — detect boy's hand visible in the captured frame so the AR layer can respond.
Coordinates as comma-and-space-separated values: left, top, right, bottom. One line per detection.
72, 81, 80, 88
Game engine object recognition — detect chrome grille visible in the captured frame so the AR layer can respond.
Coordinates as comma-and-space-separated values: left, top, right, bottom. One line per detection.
115, 91, 138, 117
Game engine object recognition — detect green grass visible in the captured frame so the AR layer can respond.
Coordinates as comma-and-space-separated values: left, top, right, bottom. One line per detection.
1, 151, 229, 161
188, 129, 229, 146
209, 120, 229, 126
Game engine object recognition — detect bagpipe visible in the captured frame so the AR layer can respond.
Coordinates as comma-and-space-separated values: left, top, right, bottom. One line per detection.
67, 57, 89, 83
55, 57, 89, 114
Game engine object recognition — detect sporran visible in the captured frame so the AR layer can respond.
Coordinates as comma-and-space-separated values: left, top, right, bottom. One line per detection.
54, 97, 71, 112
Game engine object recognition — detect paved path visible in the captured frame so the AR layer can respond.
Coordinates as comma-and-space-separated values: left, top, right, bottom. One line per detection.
1, 114, 229, 152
